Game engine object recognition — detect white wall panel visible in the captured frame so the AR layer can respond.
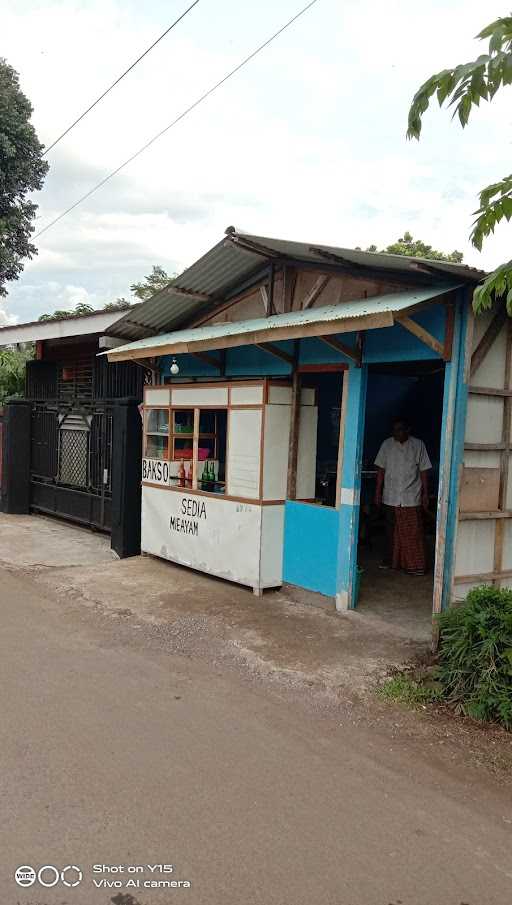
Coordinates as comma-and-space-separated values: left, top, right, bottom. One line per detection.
471, 322, 507, 389
145, 388, 171, 406
454, 520, 495, 576
463, 450, 501, 469
260, 505, 285, 586
262, 404, 291, 500
465, 395, 503, 444
268, 385, 292, 404
141, 486, 262, 586
227, 409, 262, 498
230, 385, 263, 405
172, 386, 228, 406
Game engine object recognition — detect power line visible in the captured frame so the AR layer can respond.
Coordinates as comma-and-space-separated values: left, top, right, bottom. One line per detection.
43, 0, 201, 156
35, 0, 321, 240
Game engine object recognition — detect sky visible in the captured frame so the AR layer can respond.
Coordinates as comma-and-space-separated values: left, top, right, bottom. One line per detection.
2, 0, 511, 325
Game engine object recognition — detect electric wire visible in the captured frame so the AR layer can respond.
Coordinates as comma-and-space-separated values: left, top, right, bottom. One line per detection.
34, 0, 321, 239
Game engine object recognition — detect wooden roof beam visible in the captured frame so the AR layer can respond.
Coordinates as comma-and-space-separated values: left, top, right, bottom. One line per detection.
395, 314, 444, 358
318, 335, 360, 365
255, 342, 294, 365
191, 351, 222, 370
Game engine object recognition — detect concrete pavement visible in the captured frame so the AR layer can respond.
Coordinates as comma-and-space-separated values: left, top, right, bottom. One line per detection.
1, 565, 512, 905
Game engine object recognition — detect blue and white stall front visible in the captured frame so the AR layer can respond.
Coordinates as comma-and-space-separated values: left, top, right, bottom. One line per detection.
106, 230, 500, 625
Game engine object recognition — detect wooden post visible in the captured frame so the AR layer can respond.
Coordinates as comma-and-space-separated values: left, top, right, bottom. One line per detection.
493, 318, 512, 583
286, 343, 301, 500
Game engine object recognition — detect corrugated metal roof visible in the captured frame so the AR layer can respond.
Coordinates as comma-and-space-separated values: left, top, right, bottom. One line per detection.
231, 231, 487, 281
106, 284, 459, 361
110, 228, 484, 343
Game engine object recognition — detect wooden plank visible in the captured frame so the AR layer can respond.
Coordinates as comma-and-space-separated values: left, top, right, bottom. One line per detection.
395, 314, 444, 357
283, 266, 297, 313
464, 442, 507, 451
468, 385, 512, 397
454, 568, 512, 585
255, 342, 294, 365
459, 510, 512, 520
459, 466, 500, 512
443, 303, 455, 361
318, 334, 360, 364
190, 351, 222, 370
301, 275, 330, 310
470, 305, 507, 377
494, 318, 512, 581
286, 345, 301, 500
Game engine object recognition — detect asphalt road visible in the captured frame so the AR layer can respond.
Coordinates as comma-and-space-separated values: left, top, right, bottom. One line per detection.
1, 568, 511, 905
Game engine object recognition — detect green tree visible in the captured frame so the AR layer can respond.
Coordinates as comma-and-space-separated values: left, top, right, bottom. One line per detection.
130, 265, 173, 300
0, 344, 33, 402
407, 16, 512, 312
365, 232, 463, 262
0, 60, 48, 297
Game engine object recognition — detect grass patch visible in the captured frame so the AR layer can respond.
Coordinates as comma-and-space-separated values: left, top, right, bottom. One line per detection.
377, 673, 442, 709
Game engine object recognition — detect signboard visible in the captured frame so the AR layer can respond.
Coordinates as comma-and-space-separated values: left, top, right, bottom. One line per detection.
141, 485, 262, 588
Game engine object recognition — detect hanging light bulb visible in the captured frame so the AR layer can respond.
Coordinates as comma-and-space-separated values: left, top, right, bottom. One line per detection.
170, 357, 180, 376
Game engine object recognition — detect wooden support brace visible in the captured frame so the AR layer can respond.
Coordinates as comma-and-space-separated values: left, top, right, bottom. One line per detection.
301, 275, 330, 310
395, 314, 444, 357
255, 342, 294, 365
260, 286, 270, 315
318, 335, 360, 364
191, 351, 222, 370
470, 305, 507, 377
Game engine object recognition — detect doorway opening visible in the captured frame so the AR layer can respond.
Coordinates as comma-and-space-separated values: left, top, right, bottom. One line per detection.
297, 368, 345, 507
357, 360, 445, 638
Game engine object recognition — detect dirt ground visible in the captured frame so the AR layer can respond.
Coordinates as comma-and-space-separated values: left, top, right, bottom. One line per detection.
1, 512, 510, 781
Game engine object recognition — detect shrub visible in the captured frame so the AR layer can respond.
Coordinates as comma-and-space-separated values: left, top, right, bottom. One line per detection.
437, 586, 512, 729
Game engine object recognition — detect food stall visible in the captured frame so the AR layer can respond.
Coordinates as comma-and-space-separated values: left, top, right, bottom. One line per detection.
141, 378, 317, 593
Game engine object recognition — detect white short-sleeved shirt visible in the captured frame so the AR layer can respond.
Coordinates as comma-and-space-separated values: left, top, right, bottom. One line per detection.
375, 436, 432, 507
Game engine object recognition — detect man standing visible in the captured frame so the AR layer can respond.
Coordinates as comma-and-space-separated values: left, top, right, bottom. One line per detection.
374, 418, 431, 576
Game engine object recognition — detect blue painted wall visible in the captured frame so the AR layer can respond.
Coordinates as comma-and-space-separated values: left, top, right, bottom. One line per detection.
283, 502, 339, 595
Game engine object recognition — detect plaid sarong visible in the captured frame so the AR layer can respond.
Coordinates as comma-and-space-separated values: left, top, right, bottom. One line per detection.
391, 506, 426, 573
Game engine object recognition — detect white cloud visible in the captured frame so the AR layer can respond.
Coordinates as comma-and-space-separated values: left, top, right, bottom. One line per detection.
2, 0, 510, 322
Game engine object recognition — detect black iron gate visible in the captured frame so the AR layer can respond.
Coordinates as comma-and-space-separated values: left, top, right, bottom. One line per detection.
30, 403, 113, 530
26, 353, 144, 533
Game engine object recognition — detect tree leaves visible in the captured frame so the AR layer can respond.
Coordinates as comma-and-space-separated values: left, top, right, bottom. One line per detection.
0, 59, 48, 296
366, 231, 463, 263
407, 15, 512, 318
407, 17, 512, 139
473, 261, 512, 314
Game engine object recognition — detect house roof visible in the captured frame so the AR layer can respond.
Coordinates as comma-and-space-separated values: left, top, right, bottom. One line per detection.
105, 284, 459, 362
0, 305, 136, 346
110, 228, 486, 343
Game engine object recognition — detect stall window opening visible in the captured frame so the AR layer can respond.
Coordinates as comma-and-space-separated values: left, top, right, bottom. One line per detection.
145, 408, 169, 459
164, 407, 227, 494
